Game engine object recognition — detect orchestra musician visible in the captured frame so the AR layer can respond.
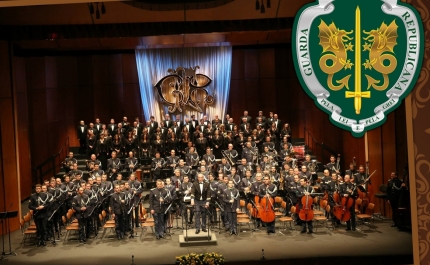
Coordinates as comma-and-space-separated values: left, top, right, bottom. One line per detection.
340, 175, 358, 231
110, 185, 126, 240
217, 174, 228, 228
149, 179, 171, 240
251, 173, 263, 227
63, 152, 77, 173
151, 151, 165, 180
125, 151, 138, 173
166, 150, 180, 171
29, 184, 51, 247
107, 151, 122, 178
208, 173, 219, 225
223, 180, 240, 235
297, 178, 314, 234
72, 186, 90, 243
202, 147, 216, 169
164, 178, 176, 229
326, 155, 340, 175
387, 172, 405, 228
127, 173, 143, 227
179, 175, 194, 225
259, 175, 277, 234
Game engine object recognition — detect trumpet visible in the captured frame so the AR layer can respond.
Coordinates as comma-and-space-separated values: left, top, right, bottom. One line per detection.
221, 150, 234, 166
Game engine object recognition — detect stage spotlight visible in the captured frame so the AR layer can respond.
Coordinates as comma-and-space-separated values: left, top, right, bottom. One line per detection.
260, 1, 265, 13
101, 2, 106, 14
96, 3, 100, 19
255, 0, 260, 10
267, 0, 271, 8
89, 2, 94, 14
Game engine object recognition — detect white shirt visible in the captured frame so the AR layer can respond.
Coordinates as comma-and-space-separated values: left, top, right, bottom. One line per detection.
199, 183, 203, 200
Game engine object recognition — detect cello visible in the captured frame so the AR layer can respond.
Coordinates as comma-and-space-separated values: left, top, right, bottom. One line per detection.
334, 182, 357, 222
299, 184, 317, 222
259, 187, 275, 224
250, 195, 261, 219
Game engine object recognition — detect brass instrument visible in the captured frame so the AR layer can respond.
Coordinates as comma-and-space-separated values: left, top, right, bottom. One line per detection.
86, 160, 95, 171
291, 158, 297, 169
221, 150, 234, 166
309, 159, 317, 173
251, 147, 260, 167
335, 154, 341, 172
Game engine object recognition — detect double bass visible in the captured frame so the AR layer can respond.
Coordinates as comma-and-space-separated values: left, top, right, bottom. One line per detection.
357, 162, 376, 212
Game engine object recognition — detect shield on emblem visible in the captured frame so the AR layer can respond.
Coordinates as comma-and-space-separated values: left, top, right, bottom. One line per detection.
292, 0, 424, 137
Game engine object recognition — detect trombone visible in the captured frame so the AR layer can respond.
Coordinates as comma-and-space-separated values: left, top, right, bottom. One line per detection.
221, 150, 234, 165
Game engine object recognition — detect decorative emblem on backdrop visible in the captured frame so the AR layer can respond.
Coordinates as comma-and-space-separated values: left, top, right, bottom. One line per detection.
154, 66, 215, 113
292, 0, 424, 137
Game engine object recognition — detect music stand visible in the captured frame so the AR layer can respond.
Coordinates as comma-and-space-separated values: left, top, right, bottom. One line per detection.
160, 169, 173, 179
0, 211, 18, 260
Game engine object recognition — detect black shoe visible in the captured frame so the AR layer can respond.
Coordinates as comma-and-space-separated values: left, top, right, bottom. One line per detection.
262, 224, 267, 227
256, 224, 261, 228
352, 228, 356, 231
195, 229, 200, 234
391, 224, 397, 227
117, 237, 121, 240
300, 230, 306, 234
82, 240, 86, 244
79, 240, 85, 244
37, 242, 42, 247
230, 232, 234, 236
52, 240, 57, 245
202, 228, 207, 232
129, 234, 134, 239
345, 228, 351, 231
136, 224, 141, 228
156, 236, 160, 240
188, 221, 193, 224
160, 235, 166, 239
307, 231, 313, 234
42, 241, 47, 246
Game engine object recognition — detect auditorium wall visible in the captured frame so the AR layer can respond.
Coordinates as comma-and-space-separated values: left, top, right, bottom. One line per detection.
13, 45, 407, 215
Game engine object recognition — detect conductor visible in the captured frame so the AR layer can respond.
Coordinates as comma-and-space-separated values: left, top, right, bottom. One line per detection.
190, 173, 211, 234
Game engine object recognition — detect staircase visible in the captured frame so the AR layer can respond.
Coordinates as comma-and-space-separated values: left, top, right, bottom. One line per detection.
55, 146, 90, 180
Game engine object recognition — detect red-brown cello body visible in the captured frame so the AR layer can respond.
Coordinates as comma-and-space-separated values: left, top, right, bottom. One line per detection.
299, 193, 314, 221
334, 196, 354, 222
251, 195, 261, 219
259, 196, 275, 223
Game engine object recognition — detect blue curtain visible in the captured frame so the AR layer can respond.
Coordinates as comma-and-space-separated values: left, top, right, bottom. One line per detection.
135, 46, 232, 122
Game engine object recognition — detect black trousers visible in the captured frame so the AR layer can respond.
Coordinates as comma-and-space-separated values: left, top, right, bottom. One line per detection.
77, 217, 88, 241
301, 220, 313, 232
79, 139, 86, 154
390, 199, 400, 226
153, 212, 165, 237
346, 205, 356, 229
226, 212, 237, 233
34, 217, 47, 243
114, 214, 125, 237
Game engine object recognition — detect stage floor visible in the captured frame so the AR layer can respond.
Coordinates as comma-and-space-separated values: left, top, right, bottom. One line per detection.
1, 208, 412, 265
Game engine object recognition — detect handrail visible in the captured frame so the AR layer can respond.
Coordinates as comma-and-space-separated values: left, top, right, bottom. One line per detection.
32, 136, 69, 186
304, 127, 340, 164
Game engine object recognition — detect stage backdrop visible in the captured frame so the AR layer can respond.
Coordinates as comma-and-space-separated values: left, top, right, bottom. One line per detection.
135, 47, 232, 122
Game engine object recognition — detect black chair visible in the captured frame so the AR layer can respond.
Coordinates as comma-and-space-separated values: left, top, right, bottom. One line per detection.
374, 184, 388, 219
